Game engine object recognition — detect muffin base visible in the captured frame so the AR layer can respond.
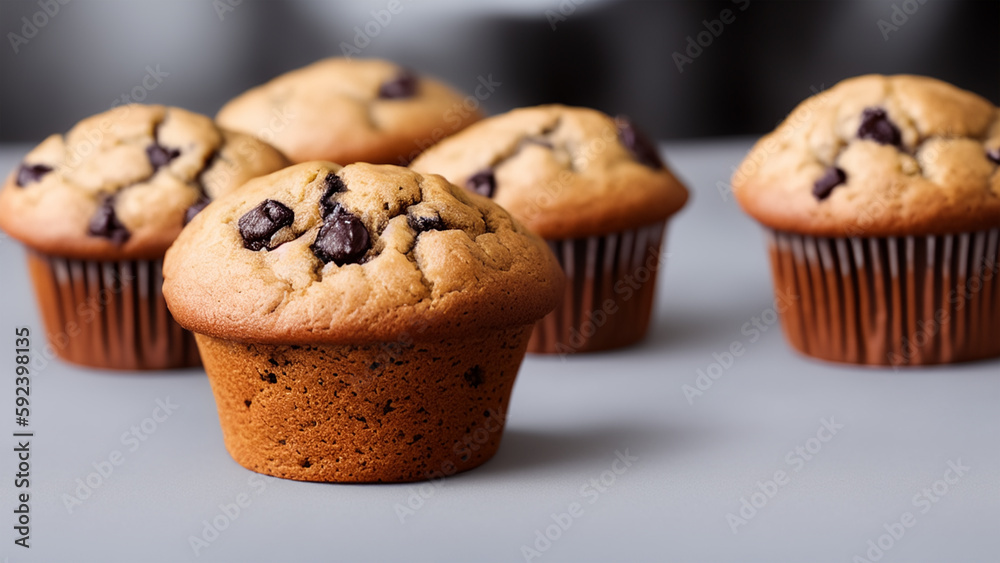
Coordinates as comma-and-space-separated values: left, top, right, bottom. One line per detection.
26, 251, 200, 370
528, 221, 666, 355
195, 325, 534, 483
767, 229, 1000, 366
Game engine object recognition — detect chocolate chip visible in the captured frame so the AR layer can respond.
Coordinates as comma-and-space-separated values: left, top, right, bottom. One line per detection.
523, 137, 554, 150
146, 143, 181, 170
615, 115, 664, 169
408, 213, 446, 233
15, 163, 53, 187
320, 173, 347, 217
813, 166, 847, 201
466, 169, 496, 198
88, 196, 130, 244
238, 199, 294, 251
857, 107, 902, 147
463, 365, 484, 388
311, 205, 370, 265
184, 197, 210, 225
378, 69, 418, 99
987, 148, 1000, 165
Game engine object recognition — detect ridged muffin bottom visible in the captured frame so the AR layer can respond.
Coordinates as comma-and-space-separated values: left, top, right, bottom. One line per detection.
528, 221, 667, 355
26, 250, 200, 370
196, 325, 534, 483
767, 229, 1000, 366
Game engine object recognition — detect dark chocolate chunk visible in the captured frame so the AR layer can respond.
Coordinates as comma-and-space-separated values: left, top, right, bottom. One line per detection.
408, 213, 446, 233
88, 196, 130, 244
238, 199, 294, 251
320, 173, 347, 217
463, 365, 484, 388
184, 197, 211, 225
311, 205, 370, 265
812, 166, 847, 201
987, 148, 1000, 165
523, 137, 554, 150
466, 169, 496, 198
615, 115, 664, 169
16, 163, 53, 187
378, 68, 418, 99
146, 143, 181, 170
857, 107, 902, 147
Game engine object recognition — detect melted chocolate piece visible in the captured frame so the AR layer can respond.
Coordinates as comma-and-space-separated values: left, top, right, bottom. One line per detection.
987, 148, 1000, 165
184, 197, 211, 225
813, 166, 847, 201
857, 107, 902, 147
320, 173, 347, 217
146, 143, 181, 170
16, 163, 53, 187
311, 205, 370, 265
408, 213, 446, 233
238, 199, 294, 251
88, 196, 130, 244
615, 115, 664, 169
466, 169, 496, 198
378, 69, 418, 99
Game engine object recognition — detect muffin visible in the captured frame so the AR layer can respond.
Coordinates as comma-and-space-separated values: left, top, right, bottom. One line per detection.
0, 104, 289, 369
410, 105, 689, 354
216, 57, 482, 166
733, 74, 1000, 366
161, 161, 563, 482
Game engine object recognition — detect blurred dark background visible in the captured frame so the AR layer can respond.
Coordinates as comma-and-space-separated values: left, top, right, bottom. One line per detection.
1, 0, 997, 142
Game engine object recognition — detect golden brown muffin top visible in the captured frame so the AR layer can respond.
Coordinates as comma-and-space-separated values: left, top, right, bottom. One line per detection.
733, 74, 1000, 237
216, 58, 482, 166
0, 104, 289, 260
162, 161, 564, 344
410, 104, 689, 239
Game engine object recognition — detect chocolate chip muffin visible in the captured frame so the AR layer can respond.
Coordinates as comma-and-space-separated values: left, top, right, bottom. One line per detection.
410, 104, 689, 354
216, 58, 482, 166
162, 161, 563, 482
733, 74, 1000, 366
0, 104, 289, 369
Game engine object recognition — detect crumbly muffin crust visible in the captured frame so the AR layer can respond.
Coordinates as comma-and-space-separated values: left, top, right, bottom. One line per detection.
216, 58, 482, 165
733, 74, 1000, 237
410, 104, 689, 239
162, 161, 564, 343
0, 104, 289, 260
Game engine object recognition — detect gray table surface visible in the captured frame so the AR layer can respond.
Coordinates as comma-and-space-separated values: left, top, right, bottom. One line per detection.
0, 140, 997, 563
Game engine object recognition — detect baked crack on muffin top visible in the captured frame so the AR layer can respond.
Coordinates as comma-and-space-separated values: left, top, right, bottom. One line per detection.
732, 75, 1000, 237
163, 162, 564, 344
410, 105, 688, 239
0, 104, 289, 259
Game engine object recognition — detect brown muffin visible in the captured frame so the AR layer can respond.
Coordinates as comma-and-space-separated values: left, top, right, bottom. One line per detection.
410, 104, 689, 354
733, 74, 1000, 366
0, 104, 289, 369
162, 161, 563, 482
216, 58, 482, 166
